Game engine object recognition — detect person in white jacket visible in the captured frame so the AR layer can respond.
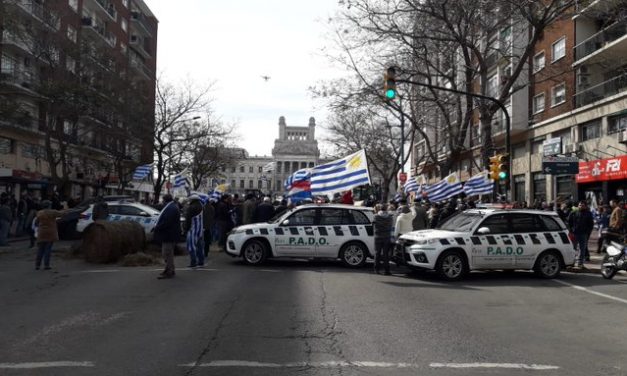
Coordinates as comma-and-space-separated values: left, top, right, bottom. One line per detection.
394, 205, 416, 239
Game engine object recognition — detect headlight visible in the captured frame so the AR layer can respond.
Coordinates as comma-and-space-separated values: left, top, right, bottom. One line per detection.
412, 238, 438, 245
229, 228, 246, 235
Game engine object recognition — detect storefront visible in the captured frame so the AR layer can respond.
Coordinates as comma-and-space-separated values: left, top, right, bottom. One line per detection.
576, 155, 627, 205
0, 168, 49, 199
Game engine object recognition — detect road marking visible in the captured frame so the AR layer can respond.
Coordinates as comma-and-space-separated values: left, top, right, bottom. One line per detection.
258, 269, 281, 273
181, 361, 556, 369
553, 279, 627, 305
430, 362, 559, 370
0, 361, 95, 369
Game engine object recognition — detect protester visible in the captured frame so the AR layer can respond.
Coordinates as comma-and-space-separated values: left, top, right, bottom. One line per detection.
373, 204, 393, 275
567, 200, 594, 268
412, 201, 429, 231
394, 205, 415, 240
253, 197, 275, 223
153, 194, 181, 279
34, 200, 70, 270
215, 194, 232, 251
275, 199, 288, 217
596, 205, 610, 253
241, 194, 257, 225
609, 199, 624, 233
184, 195, 204, 268
92, 196, 109, 220
202, 199, 215, 257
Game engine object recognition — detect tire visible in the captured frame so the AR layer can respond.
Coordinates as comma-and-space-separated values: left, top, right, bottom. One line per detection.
340, 242, 368, 268
242, 239, 268, 266
534, 251, 562, 279
436, 250, 467, 281
601, 254, 618, 280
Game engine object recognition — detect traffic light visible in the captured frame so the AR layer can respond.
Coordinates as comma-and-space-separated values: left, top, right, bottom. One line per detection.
497, 153, 509, 181
489, 155, 500, 180
384, 67, 397, 99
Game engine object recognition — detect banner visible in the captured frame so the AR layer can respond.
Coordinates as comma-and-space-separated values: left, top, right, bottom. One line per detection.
576, 155, 627, 183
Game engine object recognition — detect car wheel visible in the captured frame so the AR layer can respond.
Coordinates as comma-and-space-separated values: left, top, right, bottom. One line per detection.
436, 250, 467, 281
601, 254, 618, 280
534, 251, 561, 279
242, 239, 267, 266
340, 242, 367, 268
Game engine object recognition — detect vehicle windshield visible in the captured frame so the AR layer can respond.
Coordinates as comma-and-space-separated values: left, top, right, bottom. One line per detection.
437, 212, 484, 232
133, 203, 161, 216
268, 208, 294, 224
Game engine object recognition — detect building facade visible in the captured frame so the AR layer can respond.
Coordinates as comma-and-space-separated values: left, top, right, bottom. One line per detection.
411, 2, 627, 205
0, 0, 158, 201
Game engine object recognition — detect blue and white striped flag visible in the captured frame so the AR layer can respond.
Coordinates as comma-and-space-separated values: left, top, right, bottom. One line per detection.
425, 173, 463, 203
132, 164, 152, 180
404, 176, 420, 193
186, 211, 204, 255
310, 149, 371, 197
463, 172, 494, 197
208, 190, 222, 202
173, 169, 191, 190
189, 191, 210, 205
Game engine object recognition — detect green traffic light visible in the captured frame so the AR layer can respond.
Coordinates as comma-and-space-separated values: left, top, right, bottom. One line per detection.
385, 89, 396, 99
498, 171, 507, 180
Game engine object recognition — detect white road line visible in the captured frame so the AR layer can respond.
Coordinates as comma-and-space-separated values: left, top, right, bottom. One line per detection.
180, 361, 556, 370
553, 279, 627, 304
0, 361, 95, 369
430, 362, 559, 370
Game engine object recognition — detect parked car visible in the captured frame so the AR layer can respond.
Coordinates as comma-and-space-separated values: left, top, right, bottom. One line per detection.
76, 202, 161, 240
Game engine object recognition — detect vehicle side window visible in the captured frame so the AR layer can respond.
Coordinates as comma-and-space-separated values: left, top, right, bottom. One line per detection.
118, 205, 143, 216
350, 210, 371, 225
539, 215, 563, 231
107, 205, 120, 215
320, 209, 349, 225
287, 209, 317, 226
478, 213, 509, 234
509, 213, 544, 233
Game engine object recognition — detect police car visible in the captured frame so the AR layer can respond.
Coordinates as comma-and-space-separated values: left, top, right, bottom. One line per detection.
76, 202, 161, 240
398, 209, 576, 280
226, 204, 375, 267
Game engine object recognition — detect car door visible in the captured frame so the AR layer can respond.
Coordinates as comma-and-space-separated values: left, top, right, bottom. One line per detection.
117, 205, 153, 233
274, 208, 318, 257
509, 213, 544, 268
472, 213, 515, 269
317, 208, 350, 257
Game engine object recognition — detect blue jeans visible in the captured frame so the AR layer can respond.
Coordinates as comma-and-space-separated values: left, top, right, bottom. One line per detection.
575, 233, 589, 265
36, 242, 53, 268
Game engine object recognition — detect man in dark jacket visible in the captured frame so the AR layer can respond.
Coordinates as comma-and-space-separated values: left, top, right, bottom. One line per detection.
241, 194, 257, 225
373, 204, 393, 275
253, 197, 275, 223
215, 195, 232, 251
412, 201, 429, 231
568, 200, 594, 267
202, 200, 215, 257
153, 194, 181, 279
275, 199, 288, 217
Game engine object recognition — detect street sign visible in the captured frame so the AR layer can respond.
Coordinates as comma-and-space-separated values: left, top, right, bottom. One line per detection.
542, 156, 579, 175
543, 137, 561, 156
399, 172, 407, 184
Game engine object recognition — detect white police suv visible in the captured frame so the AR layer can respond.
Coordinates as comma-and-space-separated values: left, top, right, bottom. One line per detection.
76, 202, 161, 240
226, 204, 375, 267
398, 209, 576, 280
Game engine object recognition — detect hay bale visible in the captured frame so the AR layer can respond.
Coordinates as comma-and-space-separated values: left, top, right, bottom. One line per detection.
121, 252, 155, 266
81, 221, 146, 263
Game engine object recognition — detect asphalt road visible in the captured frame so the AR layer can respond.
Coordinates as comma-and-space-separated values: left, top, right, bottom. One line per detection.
1, 243, 627, 376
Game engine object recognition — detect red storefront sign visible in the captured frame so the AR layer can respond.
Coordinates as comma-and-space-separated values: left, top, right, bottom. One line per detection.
576, 155, 627, 183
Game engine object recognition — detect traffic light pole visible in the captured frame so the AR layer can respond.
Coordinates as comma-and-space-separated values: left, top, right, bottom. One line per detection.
395, 77, 511, 200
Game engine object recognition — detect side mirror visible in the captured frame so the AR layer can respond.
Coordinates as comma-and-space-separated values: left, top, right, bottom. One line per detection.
139, 211, 150, 217
281, 219, 290, 226
477, 227, 490, 235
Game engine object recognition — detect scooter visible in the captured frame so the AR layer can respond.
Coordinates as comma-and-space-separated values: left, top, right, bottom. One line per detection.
598, 228, 623, 254
601, 241, 627, 280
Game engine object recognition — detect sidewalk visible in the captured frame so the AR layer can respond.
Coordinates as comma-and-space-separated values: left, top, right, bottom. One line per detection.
567, 231, 605, 274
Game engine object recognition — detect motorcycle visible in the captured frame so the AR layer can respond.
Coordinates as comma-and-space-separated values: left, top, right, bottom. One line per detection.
601, 241, 627, 280
598, 228, 624, 254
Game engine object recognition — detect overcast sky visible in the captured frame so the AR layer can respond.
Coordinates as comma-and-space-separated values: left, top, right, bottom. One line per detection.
145, 0, 344, 157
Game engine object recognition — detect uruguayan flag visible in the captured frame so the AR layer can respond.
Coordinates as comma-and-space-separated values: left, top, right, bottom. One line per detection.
189, 191, 210, 204
310, 150, 370, 197
425, 173, 463, 203
173, 170, 191, 190
284, 168, 311, 191
132, 164, 152, 180
404, 176, 419, 193
186, 211, 204, 255
208, 190, 221, 202
463, 172, 494, 196
262, 162, 274, 173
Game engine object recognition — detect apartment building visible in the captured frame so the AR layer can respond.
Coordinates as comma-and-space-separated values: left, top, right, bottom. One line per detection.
411, 1, 627, 205
0, 0, 158, 200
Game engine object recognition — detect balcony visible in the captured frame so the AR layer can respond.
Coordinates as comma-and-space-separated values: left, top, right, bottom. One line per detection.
129, 57, 152, 80
129, 35, 151, 58
1, 30, 33, 54
85, 0, 117, 21
574, 20, 627, 65
575, 0, 625, 17
81, 16, 116, 48
0, 70, 37, 92
574, 73, 627, 108
14, 1, 60, 30
130, 11, 153, 37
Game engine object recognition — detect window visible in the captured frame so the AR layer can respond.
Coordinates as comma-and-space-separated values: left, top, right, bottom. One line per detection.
239, 166, 244, 173
581, 120, 601, 141
350, 210, 371, 225
514, 175, 526, 204
533, 51, 545, 73
608, 113, 627, 134
551, 37, 566, 62
66, 25, 77, 42
248, 180, 253, 189
258, 166, 263, 173
533, 93, 545, 114
69, 0, 78, 11
239, 180, 244, 188
487, 74, 498, 97
287, 209, 316, 226
21, 143, 43, 159
509, 214, 543, 233
0, 137, 14, 154
258, 180, 262, 189
556, 175, 574, 199
117, 205, 143, 216
231, 179, 236, 188
319, 209, 349, 225
478, 213, 510, 234
533, 172, 546, 201
531, 138, 545, 154
551, 83, 566, 106
539, 215, 563, 231
512, 143, 526, 159
249, 166, 253, 173
231, 167, 235, 173
121, 19, 128, 32
66, 57, 76, 73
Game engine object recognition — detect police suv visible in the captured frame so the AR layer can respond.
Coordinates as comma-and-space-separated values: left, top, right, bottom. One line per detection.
398, 209, 576, 280
226, 204, 375, 267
